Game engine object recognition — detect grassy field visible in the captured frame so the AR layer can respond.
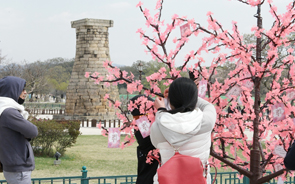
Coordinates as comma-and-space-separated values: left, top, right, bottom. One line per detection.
0, 135, 138, 180
0, 135, 241, 180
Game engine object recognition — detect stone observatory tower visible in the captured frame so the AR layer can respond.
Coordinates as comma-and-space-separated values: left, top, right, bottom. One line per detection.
65, 18, 119, 120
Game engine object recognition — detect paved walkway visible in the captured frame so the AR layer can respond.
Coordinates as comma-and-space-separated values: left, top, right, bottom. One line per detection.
79, 127, 102, 135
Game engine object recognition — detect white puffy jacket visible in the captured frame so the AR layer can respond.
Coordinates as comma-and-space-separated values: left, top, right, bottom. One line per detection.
150, 97, 216, 184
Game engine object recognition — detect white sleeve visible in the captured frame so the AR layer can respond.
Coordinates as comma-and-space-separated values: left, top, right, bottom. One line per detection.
196, 97, 216, 134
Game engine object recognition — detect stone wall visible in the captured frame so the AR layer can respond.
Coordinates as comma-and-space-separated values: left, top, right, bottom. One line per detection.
65, 18, 119, 120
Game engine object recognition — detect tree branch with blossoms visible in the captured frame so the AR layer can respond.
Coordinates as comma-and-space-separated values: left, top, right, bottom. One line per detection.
87, 0, 295, 183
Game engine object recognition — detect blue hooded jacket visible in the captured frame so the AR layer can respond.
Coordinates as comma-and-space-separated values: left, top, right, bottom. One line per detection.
0, 76, 38, 172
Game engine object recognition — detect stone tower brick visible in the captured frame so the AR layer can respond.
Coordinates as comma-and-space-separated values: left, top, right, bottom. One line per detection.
65, 18, 119, 120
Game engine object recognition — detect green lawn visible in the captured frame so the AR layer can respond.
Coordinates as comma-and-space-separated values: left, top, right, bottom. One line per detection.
0, 135, 138, 179
0, 135, 241, 180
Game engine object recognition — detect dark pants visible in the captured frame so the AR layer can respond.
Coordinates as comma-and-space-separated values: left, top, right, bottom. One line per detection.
136, 145, 159, 184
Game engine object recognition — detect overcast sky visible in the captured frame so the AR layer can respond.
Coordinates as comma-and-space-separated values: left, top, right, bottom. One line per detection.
0, 0, 292, 67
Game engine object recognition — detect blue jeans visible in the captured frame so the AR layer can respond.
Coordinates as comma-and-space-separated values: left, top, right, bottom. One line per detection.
3, 171, 31, 184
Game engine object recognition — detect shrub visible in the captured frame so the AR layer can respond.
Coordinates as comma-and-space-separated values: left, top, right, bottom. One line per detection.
30, 118, 81, 157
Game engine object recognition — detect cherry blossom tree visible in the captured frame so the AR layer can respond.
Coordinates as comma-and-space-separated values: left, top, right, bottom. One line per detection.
86, 0, 295, 183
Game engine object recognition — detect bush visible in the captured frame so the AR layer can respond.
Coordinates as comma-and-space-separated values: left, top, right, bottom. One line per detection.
30, 118, 81, 157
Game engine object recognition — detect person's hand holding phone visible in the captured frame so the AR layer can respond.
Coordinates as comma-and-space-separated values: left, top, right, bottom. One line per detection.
154, 97, 165, 110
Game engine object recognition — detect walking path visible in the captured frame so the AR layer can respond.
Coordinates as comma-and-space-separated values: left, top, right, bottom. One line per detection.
79, 127, 102, 135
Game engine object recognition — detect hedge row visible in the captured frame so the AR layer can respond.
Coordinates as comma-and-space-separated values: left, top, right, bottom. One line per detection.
30, 118, 81, 157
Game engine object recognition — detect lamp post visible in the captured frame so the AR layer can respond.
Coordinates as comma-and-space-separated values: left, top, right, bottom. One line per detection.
137, 61, 143, 94
54, 151, 61, 165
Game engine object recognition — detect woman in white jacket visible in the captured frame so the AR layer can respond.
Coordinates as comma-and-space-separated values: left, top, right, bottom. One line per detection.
150, 77, 216, 184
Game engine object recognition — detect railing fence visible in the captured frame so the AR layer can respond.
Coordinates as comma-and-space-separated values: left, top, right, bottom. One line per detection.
0, 166, 294, 184
79, 119, 122, 128
26, 108, 65, 115
26, 108, 123, 128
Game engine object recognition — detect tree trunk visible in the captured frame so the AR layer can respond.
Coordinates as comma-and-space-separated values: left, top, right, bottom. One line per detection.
250, 4, 263, 184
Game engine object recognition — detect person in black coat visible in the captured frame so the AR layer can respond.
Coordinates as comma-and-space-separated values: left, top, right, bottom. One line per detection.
129, 95, 159, 184
284, 141, 295, 170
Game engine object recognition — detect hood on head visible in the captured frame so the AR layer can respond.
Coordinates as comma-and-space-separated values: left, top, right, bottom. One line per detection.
0, 76, 26, 102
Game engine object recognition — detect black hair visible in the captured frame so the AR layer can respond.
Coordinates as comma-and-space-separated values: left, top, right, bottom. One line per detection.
129, 95, 154, 116
167, 77, 198, 114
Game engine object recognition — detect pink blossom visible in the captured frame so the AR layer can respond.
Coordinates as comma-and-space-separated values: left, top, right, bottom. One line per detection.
136, 28, 143, 34
105, 82, 110, 87
143, 8, 150, 17
101, 129, 107, 137
171, 14, 178, 20
103, 60, 110, 68
247, 0, 260, 7
188, 18, 195, 25
136, 1, 143, 7
206, 11, 213, 16
104, 94, 110, 100
155, 0, 162, 10
97, 122, 102, 129
114, 101, 121, 108
120, 142, 125, 150
142, 38, 149, 45
288, 48, 294, 53
127, 82, 138, 94
84, 72, 90, 78
94, 79, 100, 84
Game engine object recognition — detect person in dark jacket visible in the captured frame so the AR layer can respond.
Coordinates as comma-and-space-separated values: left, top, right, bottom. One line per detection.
0, 76, 38, 183
284, 141, 295, 170
129, 95, 159, 184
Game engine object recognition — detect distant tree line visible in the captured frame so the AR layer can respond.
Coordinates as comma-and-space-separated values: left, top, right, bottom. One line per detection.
0, 53, 264, 100
2, 32, 288, 100
0, 53, 74, 99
